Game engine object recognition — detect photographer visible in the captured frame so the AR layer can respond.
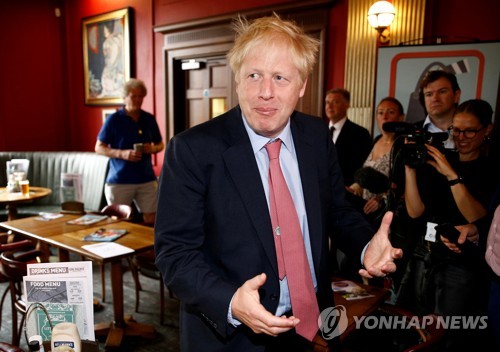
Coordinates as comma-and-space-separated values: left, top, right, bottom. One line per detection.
399, 99, 496, 350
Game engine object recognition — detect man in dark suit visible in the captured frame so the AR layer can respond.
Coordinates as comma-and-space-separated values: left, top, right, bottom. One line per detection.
155, 14, 402, 352
324, 88, 372, 186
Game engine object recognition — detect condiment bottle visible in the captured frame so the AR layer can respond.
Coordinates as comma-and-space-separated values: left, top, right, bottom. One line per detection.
51, 322, 81, 352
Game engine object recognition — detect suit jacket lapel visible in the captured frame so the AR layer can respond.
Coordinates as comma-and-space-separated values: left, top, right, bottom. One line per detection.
335, 118, 351, 145
290, 115, 323, 276
222, 108, 280, 277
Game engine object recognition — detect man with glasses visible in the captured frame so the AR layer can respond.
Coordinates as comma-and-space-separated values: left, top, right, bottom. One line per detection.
415, 70, 461, 149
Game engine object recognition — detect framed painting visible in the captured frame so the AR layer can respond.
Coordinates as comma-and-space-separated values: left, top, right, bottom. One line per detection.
101, 108, 117, 123
82, 8, 132, 105
374, 41, 500, 135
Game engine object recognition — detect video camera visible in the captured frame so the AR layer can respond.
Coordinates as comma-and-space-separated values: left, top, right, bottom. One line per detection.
383, 122, 449, 168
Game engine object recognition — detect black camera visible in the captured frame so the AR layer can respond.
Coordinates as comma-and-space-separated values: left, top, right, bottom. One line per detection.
383, 122, 449, 168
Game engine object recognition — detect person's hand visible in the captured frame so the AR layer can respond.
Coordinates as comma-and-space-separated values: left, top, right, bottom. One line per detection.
363, 196, 382, 214
122, 149, 142, 162
425, 144, 456, 179
359, 211, 403, 278
231, 273, 299, 336
346, 183, 362, 197
141, 143, 154, 154
440, 224, 479, 254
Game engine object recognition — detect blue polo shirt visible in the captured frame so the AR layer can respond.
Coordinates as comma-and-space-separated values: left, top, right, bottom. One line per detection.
97, 108, 162, 184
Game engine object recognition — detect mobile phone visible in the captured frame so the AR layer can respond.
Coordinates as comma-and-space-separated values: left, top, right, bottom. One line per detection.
435, 223, 461, 243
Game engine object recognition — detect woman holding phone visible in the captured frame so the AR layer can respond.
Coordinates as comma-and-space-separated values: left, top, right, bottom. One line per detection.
399, 99, 496, 350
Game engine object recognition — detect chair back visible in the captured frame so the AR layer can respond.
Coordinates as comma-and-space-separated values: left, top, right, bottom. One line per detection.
0, 249, 46, 282
100, 204, 133, 221
0, 236, 35, 282
0, 248, 48, 346
0, 342, 24, 352
377, 305, 445, 352
61, 201, 85, 214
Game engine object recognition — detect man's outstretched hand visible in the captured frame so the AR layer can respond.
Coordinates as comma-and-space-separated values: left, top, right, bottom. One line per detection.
359, 211, 403, 278
231, 273, 299, 336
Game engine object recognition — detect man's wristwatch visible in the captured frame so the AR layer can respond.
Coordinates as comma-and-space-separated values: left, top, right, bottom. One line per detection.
448, 175, 464, 186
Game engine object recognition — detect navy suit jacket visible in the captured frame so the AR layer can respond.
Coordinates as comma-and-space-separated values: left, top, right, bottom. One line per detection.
155, 106, 373, 351
335, 119, 372, 186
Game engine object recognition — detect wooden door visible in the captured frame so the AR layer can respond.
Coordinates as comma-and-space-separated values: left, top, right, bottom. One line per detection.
183, 57, 232, 129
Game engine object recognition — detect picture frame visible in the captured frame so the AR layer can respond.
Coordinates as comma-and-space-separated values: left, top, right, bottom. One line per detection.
82, 8, 132, 106
374, 41, 500, 135
101, 108, 117, 123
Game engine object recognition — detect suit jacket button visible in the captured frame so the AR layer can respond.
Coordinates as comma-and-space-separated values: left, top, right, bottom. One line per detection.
270, 294, 278, 301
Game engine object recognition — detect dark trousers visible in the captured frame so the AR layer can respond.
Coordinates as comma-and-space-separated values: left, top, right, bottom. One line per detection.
397, 245, 492, 350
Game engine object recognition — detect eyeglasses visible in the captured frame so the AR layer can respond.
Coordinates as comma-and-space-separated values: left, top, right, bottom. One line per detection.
448, 126, 485, 139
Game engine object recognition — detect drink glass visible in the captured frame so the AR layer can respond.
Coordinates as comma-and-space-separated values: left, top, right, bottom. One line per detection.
20, 180, 30, 196
133, 143, 143, 152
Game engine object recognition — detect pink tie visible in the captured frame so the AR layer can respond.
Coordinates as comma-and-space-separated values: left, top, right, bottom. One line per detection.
265, 139, 320, 342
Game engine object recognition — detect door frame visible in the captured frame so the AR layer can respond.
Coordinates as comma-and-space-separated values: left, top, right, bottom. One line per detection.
155, 1, 332, 140
166, 44, 235, 139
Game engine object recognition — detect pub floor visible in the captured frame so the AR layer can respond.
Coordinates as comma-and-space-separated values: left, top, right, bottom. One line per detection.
0, 256, 180, 351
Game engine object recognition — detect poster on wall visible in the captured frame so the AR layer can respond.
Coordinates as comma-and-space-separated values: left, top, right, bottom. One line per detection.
82, 8, 132, 106
374, 41, 500, 135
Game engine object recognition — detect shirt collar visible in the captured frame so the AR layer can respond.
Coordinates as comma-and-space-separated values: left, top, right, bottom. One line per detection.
241, 114, 293, 155
329, 116, 347, 131
423, 115, 449, 133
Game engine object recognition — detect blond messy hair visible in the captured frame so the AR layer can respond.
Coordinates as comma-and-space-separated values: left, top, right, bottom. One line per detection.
227, 13, 320, 85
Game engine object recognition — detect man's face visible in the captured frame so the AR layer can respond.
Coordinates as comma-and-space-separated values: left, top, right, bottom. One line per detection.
423, 77, 460, 119
235, 42, 307, 138
324, 93, 349, 123
124, 88, 144, 112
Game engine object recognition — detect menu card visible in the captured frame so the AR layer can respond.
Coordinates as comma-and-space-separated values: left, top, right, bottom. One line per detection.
82, 242, 134, 258
67, 214, 108, 225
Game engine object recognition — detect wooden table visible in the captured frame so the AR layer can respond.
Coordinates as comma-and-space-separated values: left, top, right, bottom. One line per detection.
0, 186, 52, 220
312, 279, 391, 351
333, 280, 390, 341
0, 215, 157, 349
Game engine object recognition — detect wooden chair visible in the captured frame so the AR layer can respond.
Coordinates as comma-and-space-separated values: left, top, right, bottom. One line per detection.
130, 249, 168, 324
339, 304, 445, 352
377, 305, 445, 352
0, 342, 24, 352
0, 247, 48, 345
98, 204, 133, 302
0, 233, 35, 332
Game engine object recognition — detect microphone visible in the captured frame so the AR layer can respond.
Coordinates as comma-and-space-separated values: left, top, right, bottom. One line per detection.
382, 121, 416, 134
354, 167, 390, 194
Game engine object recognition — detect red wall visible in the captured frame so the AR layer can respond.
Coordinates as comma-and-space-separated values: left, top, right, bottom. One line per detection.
0, 0, 67, 151
63, 0, 154, 154
425, 0, 500, 43
1, 0, 498, 174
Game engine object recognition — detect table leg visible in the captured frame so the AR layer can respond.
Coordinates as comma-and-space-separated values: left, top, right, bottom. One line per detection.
94, 259, 156, 349
58, 248, 70, 262
111, 259, 125, 326
6, 204, 18, 221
